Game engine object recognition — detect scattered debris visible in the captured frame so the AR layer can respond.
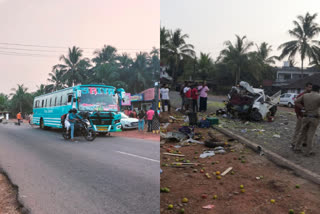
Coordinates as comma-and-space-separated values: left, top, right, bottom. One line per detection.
199, 151, 215, 158
221, 167, 233, 176
202, 205, 215, 209
273, 134, 281, 138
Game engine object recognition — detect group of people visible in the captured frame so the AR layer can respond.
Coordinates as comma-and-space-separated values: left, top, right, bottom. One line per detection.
292, 82, 320, 157
125, 107, 158, 133
180, 81, 209, 113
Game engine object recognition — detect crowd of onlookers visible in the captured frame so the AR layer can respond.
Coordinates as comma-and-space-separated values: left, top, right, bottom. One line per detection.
124, 107, 160, 133
160, 81, 210, 113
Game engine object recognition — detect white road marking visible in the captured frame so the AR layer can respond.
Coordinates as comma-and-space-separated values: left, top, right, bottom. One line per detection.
116, 151, 160, 163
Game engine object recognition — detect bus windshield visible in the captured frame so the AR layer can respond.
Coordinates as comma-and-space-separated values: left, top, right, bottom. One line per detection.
79, 93, 118, 112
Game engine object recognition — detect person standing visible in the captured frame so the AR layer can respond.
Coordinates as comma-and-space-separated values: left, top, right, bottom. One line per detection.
294, 85, 320, 156
138, 110, 145, 132
180, 81, 187, 111
146, 107, 155, 132
68, 108, 81, 142
198, 81, 210, 112
160, 84, 170, 112
191, 84, 199, 112
183, 82, 192, 111
291, 82, 313, 149
16, 112, 22, 125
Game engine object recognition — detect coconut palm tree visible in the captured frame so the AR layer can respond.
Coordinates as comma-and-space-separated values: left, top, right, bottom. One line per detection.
92, 45, 118, 65
278, 12, 320, 76
150, 47, 160, 82
160, 27, 170, 64
53, 46, 90, 87
166, 29, 195, 85
0, 93, 9, 111
198, 52, 214, 80
46, 68, 66, 92
130, 52, 150, 93
218, 35, 253, 85
255, 42, 277, 65
10, 84, 31, 113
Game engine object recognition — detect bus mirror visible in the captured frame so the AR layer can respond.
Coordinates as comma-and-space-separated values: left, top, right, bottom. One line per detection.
73, 98, 77, 102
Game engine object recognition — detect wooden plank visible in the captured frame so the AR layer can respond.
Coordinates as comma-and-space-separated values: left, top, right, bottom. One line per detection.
221, 167, 233, 176
163, 153, 185, 157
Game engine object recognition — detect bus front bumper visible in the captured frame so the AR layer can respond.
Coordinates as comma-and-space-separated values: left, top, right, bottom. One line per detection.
93, 124, 122, 132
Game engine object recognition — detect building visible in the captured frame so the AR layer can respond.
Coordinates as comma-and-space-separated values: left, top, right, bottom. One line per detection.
283, 73, 320, 94
272, 62, 319, 87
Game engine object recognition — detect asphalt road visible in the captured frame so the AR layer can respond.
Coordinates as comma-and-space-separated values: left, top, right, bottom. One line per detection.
0, 123, 160, 214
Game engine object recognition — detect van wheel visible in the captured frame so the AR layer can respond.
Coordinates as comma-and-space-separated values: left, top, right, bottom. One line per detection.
288, 103, 293, 108
250, 109, 262, 121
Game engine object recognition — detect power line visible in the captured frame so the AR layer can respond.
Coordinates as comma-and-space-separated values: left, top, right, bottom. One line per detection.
0, 42, 156, 51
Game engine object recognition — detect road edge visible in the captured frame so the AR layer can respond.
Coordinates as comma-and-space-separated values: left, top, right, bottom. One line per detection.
0, 168, 30, 214
213, 126, 320, 185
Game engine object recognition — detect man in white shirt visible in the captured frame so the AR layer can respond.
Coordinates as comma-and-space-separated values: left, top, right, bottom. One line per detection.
160, 84, 170, 112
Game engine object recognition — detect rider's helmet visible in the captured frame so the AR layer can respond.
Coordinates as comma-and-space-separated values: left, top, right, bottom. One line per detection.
72, 108, 78, 113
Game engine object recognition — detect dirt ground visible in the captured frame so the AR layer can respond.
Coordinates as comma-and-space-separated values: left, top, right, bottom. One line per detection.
0, 173, 22, 214
160, 121, 320, 214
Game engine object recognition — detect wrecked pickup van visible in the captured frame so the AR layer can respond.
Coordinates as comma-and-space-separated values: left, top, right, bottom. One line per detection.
225, 81, 280, 121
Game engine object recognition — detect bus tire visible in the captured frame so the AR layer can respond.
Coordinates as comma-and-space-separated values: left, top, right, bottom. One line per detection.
40, 119, 45, 129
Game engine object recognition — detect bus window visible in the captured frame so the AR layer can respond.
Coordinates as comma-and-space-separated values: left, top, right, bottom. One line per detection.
60, 96, 63, 105
67, 94, 73, 105
49, 98, 52, 107
45, 99, 47, 107
42, 100, 44, 108
54, 97, 57, 106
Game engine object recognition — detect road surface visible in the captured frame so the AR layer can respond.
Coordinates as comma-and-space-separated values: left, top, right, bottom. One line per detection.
0, 123, 160, 214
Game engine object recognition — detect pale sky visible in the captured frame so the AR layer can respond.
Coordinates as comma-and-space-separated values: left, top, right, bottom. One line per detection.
0, 0, 159, 94
161, 0, 320, 66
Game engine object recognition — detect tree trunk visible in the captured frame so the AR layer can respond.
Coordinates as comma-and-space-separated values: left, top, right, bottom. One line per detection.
171, 56, 178, 88
235, 66, 240, 85
19, 102, 22, 113
301, 59, 304, 78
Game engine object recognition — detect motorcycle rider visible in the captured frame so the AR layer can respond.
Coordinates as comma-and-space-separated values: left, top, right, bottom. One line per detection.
68, 108, 82, 142
64, 109, 72, 134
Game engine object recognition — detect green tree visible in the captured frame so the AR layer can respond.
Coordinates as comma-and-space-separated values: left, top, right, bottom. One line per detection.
197, 52, 214, 81
278, 12, 320, 76
53, 46, 91, 87
10, 84, 33, 114
165, 29, 195, 85
0, 93, 9, 111
218, 35, 253, 85
46, 68, 66, 92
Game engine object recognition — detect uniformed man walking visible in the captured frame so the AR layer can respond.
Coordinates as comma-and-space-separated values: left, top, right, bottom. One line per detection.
294, 84, 320, 156
291, 82, 312, 149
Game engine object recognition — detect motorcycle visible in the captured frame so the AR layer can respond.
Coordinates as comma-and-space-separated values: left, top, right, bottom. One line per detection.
62, 118, 96, 141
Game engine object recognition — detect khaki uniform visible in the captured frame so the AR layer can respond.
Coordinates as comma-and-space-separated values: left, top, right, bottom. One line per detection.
295, 92, 320, 154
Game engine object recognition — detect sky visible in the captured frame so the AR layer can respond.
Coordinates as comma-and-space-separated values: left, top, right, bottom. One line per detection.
0, 0, 159, 95
161, 0, 320, 66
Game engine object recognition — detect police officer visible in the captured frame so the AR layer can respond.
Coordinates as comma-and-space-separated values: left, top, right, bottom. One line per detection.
291, 82, 313, 149
294, 84, 320, 156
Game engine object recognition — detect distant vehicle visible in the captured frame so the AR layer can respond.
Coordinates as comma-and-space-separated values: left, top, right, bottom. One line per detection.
226, 81, 280, 121
32, 85, 125, 135
120, 112, 139, 130
0, 113, 4, 123
279, 93, 298, 108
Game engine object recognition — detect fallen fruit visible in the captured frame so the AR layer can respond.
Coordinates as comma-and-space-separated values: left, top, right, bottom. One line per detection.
270, 199, 275, 203
180, 208, 185, 213
195, 151, 198, 154
164, 187, 170, 193
213, 195, 218, 199
186, 160, 190, 163
231, 171, 235, 175
295, 184, 300, 189
200, 169, 205, 173
241, 160, 246, 163
182, 197, 188, 203
175, 158, 179, 162
211, 162, 215, 165
289, 209, 294, 214
168, 204, 173, 209
216, 176, 222, 180
216, 161, 220, 164
240, 185, 244, 189
241, 189, 245, 193
215, 171, 221, 175
202, 194, 207, 199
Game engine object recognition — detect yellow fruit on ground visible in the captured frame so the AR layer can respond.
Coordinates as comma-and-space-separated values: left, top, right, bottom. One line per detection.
216, 175, 222, 180
168, 204, 173, 209
270, 199, 275, 203
240, 185, 244, 189
213, 195, 218, 199
241, 189, 245, 193
216, 171, 221, 175
182, 198, 188, 203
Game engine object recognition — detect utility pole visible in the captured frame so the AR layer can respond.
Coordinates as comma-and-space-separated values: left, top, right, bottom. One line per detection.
154, 81, 159, 111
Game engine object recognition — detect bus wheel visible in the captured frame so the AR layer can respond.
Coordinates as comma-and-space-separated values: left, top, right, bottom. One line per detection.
40, 119, 45, 129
